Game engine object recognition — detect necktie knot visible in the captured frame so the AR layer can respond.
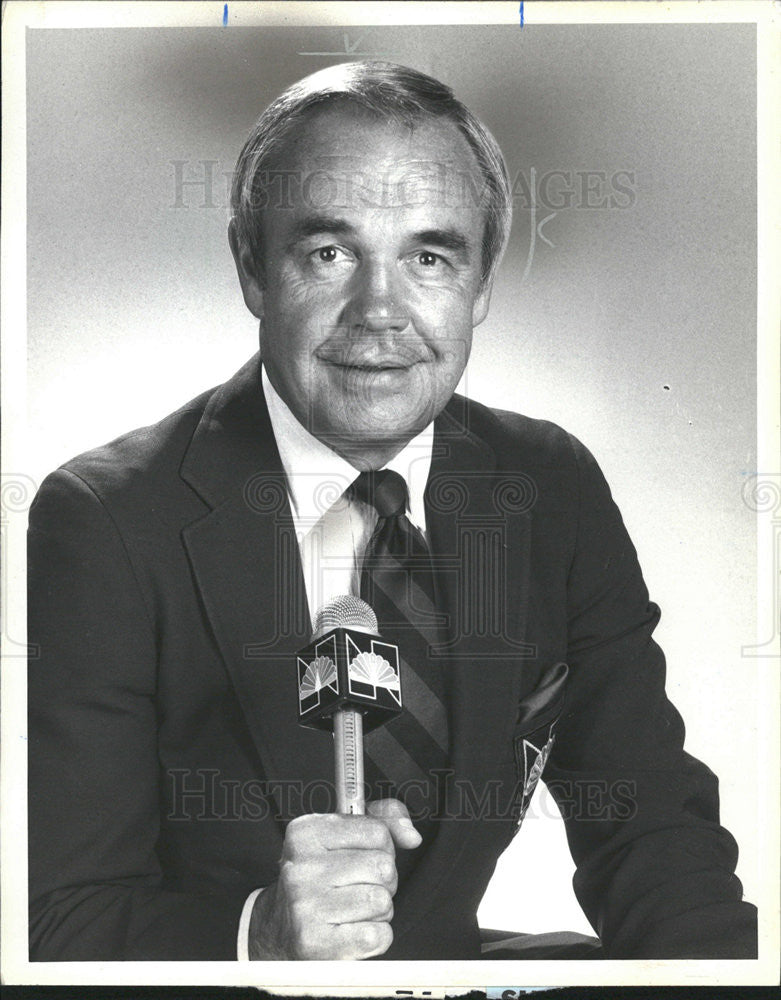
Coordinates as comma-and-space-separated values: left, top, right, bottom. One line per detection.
350, 469, 408, 520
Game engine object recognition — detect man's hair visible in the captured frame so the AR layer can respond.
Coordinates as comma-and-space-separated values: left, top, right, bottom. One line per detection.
230, 61, 512, 286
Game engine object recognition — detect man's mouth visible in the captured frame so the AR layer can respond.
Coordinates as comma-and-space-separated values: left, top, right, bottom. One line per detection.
322, 356, 426, 372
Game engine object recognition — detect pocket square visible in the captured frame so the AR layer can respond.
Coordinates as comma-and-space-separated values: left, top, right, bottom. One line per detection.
512, 661, 569, 825
516, 660, 568, 731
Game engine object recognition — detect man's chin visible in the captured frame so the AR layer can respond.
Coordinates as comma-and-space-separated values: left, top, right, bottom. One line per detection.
311, 411, 433, 465
317, 420, 421, 448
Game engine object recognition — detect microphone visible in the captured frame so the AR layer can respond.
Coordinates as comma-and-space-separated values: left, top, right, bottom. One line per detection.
296, 595, 403, 815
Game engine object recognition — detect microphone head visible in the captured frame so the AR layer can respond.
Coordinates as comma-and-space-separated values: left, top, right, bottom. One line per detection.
297, 595, 402, 733
312, 595, 378, 638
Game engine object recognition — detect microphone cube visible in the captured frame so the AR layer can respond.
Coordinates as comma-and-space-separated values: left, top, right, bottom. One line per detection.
296, 626, 403, 733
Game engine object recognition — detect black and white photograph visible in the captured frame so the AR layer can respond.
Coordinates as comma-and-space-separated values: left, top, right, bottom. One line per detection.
1, 1, 778, 991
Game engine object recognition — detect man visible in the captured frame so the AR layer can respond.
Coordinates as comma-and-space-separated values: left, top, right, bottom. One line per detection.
28, 61, 757, 961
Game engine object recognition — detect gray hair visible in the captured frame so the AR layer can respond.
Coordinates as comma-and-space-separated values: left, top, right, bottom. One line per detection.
230, 61, 512, 286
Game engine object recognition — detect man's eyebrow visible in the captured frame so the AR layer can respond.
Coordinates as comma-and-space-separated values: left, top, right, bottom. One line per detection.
412, 229, 473, 257
287, 216, 357, 244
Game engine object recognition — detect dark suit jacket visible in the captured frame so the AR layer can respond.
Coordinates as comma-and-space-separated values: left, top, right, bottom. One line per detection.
28, 354, 756, 960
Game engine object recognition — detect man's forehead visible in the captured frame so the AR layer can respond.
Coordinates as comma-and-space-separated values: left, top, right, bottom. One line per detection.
282, 101, 477, 159
306, 155, 473, 206
264, 106, 488, 216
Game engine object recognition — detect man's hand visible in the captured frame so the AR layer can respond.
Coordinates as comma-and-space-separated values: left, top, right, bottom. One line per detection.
247, 798, 422, 960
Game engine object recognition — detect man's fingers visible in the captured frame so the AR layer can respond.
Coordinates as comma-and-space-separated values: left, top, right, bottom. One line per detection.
367, 798, 423, 850
326, 884, 394, 924
329, 920, 394, 960
286, 851, 396, 893
284, 806, 420, 859
284, 812, 394, 857
322, 849, 398, 893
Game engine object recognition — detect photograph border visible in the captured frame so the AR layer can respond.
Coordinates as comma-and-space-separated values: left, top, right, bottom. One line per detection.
2, 1, 779, 990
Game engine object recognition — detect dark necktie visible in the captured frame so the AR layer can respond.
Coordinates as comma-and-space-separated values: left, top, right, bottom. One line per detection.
348, 470, 450, 837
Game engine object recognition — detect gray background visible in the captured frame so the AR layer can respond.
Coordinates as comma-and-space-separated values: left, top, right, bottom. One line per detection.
27, 23, 758, 935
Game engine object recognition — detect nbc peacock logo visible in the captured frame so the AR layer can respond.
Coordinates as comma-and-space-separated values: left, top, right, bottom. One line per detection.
298, 635, 339, 712
347, 648, 401, 705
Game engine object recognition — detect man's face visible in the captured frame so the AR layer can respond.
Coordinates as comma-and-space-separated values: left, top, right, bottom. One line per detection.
231, 104, 493, 467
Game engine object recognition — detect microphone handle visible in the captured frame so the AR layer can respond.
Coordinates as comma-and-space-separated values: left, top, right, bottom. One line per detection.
333, 709, 365, 815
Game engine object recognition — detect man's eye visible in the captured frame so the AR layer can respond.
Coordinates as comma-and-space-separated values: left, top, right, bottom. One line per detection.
409, 251, 450, 279
309, 245, 351, 265
306, 245, 353, 274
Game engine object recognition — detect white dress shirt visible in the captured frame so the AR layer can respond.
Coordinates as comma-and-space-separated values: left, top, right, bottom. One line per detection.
237, 366, 435, 959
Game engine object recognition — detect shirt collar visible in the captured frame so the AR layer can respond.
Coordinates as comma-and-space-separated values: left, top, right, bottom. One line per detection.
262, 366, 434, 534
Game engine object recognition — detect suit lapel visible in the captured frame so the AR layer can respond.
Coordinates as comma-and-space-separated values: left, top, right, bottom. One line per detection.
180, 355, 336, 817
390, 397, 535, 946
429, 403, 535, 790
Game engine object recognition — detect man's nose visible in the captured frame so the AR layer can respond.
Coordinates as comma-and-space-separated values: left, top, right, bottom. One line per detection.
344, 260, 410, 333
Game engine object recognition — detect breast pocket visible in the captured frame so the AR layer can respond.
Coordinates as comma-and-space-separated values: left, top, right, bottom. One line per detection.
511, 661, 568, 829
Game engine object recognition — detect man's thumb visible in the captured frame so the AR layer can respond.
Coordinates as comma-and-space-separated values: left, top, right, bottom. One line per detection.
367, 798, 423, 850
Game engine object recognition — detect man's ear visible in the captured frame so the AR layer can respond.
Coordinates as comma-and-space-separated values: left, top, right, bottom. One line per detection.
472, 278, 494, 327
228, 219, 265, 320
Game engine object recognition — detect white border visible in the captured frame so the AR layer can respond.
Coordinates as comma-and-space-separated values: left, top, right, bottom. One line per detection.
754, 6, 781, 971
2, 0, 779, 989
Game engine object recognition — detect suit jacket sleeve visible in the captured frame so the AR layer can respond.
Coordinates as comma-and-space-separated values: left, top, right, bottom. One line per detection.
28, 468, 245, 961
544, 435, 757, 958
